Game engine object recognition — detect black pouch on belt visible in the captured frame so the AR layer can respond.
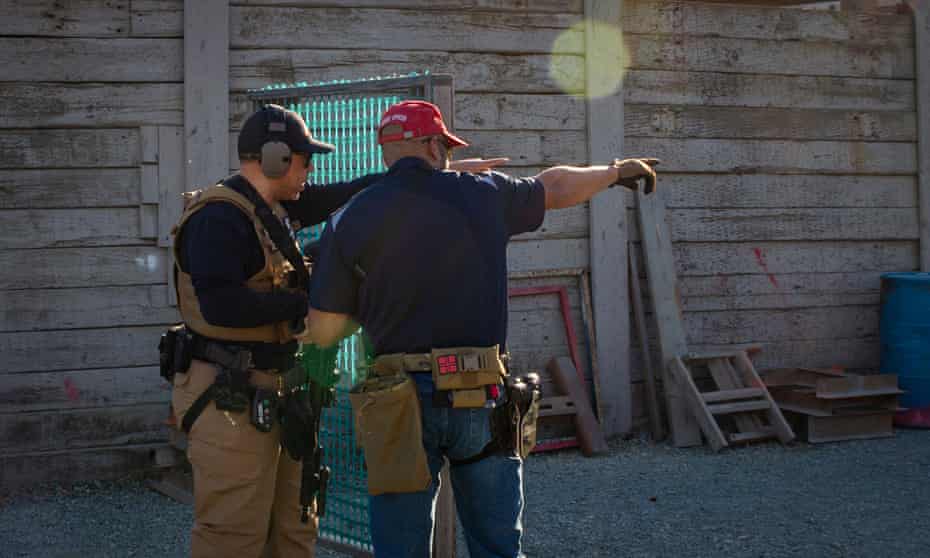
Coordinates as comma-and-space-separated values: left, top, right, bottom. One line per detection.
491, 373, 541, 459
158, 324, 192, 382
280, 389, 317, 461
214, 368, 251, 413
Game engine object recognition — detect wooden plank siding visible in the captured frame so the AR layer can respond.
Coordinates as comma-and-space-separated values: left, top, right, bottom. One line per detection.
225, 0, 599, 425
0, 0, 920, 484
617, 1, 917, 429
0, 0, 182, 485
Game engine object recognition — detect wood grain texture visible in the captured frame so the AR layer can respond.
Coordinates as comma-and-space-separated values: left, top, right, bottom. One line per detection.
0, 404, 168, 453
658, 208, 918, 242
685, 305, 879, 346
0, 84, 183, 128
0, 0, 131, 37
1, 443, 166, 489
235, 0, 582, 11
677, 271, 884, 311
0, 169, 141, 209
457, 131, 587, 166
585, 0, 630, 437
231, 61, 912, 110
0, 326, 165, 374
636, 187, 701, 446
625, 105, 917, 141
0, 38, 182, 81
623, 0, 912, 45
0, 366, 166, 413
507, 238, 588, 272
130, 0, 184, 37
625, 70, 915, 110
0, 208, 146, 250
185, 0, 229, 193
231, 7, 582, 52
672, 240, 918, 276
0, 247, 168, 289
0, 286, 178, 332
0, 129, 140, 169
456, 94, 586, 130
230, 50, 584, 94
908, 1, 930, 269
511, 204, 588, 241
624, 138, 917, 175
626, 34, 913, 79
642, 174, 917, 209
157, 126, 185, 247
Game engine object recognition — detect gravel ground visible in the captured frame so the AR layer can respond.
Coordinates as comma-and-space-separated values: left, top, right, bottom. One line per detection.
2, 430, 928, 557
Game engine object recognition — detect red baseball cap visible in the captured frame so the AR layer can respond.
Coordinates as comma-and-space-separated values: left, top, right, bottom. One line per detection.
378, 100, 468, 148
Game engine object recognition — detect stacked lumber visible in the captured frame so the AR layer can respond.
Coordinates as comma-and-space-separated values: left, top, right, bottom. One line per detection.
760, 368, 903, 443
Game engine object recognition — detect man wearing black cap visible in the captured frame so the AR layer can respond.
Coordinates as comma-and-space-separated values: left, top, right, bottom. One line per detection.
168, 103, 357, 558
168, 103, 506, 558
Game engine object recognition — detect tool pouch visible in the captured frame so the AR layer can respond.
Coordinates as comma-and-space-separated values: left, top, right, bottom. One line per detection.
430, 345, 505, 391
158, 324, 193, 382
491, 374, 542, 459
349, 374, 430, 496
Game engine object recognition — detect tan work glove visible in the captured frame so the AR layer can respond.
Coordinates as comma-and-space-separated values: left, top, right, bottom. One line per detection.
611, 158, 660, 194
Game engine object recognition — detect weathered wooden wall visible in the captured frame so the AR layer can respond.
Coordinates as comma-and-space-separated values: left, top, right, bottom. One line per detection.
0, 0, 184, 487
623, 1, 918, 428
0, 0, 920, 485
225, 1, 599, 440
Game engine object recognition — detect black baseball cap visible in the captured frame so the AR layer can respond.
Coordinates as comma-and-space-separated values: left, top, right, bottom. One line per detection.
237, 104, 335, 160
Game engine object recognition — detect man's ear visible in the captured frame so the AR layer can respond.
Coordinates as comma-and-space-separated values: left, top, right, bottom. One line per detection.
427, 137, 443, 167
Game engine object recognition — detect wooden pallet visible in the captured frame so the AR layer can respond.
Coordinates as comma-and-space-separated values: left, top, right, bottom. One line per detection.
669, 350, 795, 452
761, 369, 902, 443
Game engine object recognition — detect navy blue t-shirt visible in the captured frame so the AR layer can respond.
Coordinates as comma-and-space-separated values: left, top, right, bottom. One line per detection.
308, 157, 546, 355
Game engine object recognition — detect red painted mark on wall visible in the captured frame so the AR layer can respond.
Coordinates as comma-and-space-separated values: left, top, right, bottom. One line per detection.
63, 377, 80, 402
752, 247, 779, 288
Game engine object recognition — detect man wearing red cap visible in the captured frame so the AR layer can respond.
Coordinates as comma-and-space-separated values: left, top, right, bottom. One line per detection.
167, 103, 505, 558
303, 100, 657, 558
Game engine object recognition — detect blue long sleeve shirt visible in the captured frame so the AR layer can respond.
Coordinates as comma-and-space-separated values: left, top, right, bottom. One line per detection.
178, 174, 380, 329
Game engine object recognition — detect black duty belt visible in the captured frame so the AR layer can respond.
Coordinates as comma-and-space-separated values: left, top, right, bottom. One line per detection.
190, 334, 296, 372
180, 335, 308, 434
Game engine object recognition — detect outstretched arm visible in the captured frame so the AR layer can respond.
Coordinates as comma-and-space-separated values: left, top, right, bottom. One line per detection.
537, 158, 659, 210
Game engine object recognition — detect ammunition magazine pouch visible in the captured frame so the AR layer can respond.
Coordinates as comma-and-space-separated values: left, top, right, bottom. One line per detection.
159, 324, 194, 382
349, 374, 431, 496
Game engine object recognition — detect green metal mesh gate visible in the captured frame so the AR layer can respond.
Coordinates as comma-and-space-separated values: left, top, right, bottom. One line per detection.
248, 73, 452, 552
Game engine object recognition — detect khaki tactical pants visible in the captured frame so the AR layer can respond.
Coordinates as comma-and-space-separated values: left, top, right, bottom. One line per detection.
172, 359, 317, 558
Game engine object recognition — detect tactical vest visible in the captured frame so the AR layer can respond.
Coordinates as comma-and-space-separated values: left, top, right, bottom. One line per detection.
172, 184, 300, 344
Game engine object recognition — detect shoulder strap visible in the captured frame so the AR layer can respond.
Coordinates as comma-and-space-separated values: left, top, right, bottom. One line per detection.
222, 176, 310, 290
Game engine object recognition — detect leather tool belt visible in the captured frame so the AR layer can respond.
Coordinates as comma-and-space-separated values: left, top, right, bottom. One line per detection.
372, 345, 506, 409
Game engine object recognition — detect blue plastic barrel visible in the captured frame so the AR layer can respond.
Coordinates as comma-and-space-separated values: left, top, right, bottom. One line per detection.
880, 272, 930, 415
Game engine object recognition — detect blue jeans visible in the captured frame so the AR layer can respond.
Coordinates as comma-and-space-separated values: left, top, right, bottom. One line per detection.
369, 373, 525, 558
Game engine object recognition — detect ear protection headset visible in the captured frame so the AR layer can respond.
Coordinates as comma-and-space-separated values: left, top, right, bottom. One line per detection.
260, 105, 292, 179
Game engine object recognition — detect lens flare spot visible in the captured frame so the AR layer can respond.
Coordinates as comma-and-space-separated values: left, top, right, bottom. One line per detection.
549, 19, 631, 100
